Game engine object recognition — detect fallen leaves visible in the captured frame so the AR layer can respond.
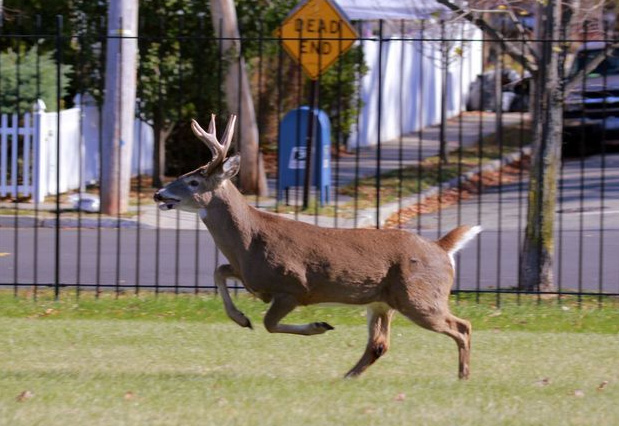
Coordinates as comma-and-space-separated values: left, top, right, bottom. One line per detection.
394, 393, 406, 402
385, 188, 470, 228
385, 156, 531, 228
597, 381, 609, 391
29, 307, 60, 319
16, 390, 34, 402
124, 391, 143, 404
533, 377, 612, 396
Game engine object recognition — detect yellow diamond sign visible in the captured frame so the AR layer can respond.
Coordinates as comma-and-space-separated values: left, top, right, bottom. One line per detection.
275, 0, 358, 80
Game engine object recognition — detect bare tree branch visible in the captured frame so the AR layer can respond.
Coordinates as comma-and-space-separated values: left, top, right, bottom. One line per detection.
498, 0, 530, 39
433, 0, 539, 73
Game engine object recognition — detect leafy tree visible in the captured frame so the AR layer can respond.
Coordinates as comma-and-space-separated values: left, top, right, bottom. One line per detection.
70, 0, 108, 105
317, 46, 367, 148
1, 1, 77, 111
135, 1, 223, 185
69, 0, 223, 185
0, 46, 72, 114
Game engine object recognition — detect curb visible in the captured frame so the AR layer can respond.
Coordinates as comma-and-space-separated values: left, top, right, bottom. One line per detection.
0, 215, 147, 229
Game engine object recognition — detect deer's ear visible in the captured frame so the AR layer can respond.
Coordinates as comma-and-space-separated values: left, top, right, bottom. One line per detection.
220, 154, 240, 180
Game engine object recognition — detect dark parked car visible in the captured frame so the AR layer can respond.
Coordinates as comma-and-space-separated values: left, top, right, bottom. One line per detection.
563, 42, 619, 155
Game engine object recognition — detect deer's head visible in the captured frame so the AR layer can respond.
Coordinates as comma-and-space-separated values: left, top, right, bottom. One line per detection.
153, 114, 240, 212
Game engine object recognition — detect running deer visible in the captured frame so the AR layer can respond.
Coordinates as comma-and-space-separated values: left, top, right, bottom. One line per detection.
154, 114, 481, 379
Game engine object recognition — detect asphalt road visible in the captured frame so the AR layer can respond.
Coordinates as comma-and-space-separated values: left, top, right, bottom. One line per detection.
0, 228, 222, 292
1, 226, 616, 293
408, 153, 619, 293
0, 153, 617, 294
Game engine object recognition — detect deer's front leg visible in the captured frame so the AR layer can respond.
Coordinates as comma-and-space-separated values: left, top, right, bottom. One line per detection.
263, 294, 334, 335
214, 264, 252, 329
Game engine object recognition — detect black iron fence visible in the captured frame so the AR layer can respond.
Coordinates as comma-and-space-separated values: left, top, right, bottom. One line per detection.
0, 5, 618, 305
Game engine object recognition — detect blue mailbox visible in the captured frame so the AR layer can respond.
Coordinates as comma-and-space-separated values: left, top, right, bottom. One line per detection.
277, 107, 331, 206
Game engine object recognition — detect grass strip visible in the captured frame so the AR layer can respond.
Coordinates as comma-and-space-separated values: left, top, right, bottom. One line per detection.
1, 290, 616, 334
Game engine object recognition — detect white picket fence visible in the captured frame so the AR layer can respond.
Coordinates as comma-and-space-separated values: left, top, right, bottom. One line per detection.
0, 109, 41, 201
0, 97, 153, 203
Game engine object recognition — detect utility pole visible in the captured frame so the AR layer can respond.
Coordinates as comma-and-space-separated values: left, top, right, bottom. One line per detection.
101, 0, 139, 215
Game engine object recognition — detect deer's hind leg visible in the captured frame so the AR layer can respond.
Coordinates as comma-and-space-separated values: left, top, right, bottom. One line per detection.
214, 264, 253, 329
445, 313, 471, 379
397, 299, 472, 379
345, 302, 394, 378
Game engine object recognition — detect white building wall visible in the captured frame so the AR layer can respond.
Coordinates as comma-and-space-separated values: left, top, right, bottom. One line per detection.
347, 23, 483, 149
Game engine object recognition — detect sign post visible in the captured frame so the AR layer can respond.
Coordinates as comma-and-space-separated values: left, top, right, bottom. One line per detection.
303, 81, 318, 209
275, 0, 357, 209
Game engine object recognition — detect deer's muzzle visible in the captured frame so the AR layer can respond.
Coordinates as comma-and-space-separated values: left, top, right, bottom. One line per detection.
154, 190, 180, 210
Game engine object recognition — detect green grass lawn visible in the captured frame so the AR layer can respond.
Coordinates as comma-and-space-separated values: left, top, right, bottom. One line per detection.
0, 291, 617, 426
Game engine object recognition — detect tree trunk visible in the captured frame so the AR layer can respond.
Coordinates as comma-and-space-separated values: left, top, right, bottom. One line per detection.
210, 0, 268, 196
151, 110, 168, 188
519, 0, 563, 292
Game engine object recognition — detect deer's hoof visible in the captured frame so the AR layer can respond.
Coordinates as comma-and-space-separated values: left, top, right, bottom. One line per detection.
314, 322, 334, 331
243, 318, 253, 330
344, 370, 360, 379
234, 314, 252, 330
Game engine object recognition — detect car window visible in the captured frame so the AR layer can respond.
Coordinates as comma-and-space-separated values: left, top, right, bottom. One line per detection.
570, 48, 619, 77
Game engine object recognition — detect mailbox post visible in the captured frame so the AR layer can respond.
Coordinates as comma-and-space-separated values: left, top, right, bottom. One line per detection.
277, 107, 331, 206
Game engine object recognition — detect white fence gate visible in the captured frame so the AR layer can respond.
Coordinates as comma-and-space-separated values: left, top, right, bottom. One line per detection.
0, 97, 153, 203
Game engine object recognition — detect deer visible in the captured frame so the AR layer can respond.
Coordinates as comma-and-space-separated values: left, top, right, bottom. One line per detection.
154, 114, 481, 380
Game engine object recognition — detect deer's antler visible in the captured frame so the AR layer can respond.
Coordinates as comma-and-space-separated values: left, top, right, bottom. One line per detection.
191, 114, 237, 175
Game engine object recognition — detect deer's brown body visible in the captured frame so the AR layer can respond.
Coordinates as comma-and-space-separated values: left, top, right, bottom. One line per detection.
155, 115, 480, 379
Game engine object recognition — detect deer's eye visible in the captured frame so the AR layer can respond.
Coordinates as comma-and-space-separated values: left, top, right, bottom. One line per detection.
188, 180, 200, 188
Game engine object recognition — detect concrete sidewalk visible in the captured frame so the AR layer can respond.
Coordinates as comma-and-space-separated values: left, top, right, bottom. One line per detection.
0, 112, 526, 230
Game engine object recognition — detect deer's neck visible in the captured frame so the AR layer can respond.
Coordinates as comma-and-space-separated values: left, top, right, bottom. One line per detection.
199, 181, 256, 266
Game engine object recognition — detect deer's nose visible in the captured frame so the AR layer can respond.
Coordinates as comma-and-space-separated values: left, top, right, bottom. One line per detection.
153, 190, 164, 202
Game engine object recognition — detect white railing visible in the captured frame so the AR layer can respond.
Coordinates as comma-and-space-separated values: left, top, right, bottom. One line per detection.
0, 97, 153, 203
0, 110, 36, 201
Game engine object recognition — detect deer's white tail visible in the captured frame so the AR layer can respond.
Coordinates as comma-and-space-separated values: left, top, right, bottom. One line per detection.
436, 225, 482, 267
